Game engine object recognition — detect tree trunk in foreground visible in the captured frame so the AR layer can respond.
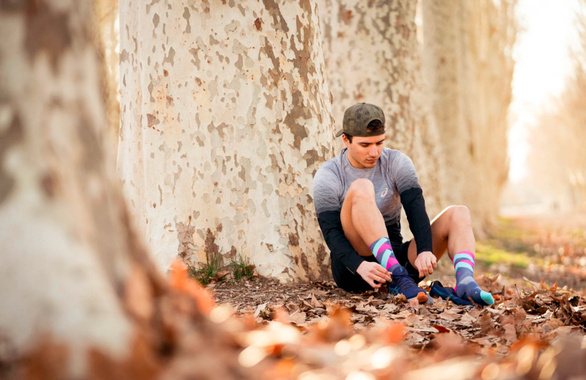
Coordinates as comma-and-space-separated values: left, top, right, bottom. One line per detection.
0, 2, 252, 378
118, 0, 335, 281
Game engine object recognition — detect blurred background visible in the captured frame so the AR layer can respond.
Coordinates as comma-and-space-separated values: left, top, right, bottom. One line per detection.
502, 0, 586, 217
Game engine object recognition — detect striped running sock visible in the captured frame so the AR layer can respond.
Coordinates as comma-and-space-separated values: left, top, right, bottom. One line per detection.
369, 237, 400, 271
370, 237, 428, 302
453, 251, 494, 306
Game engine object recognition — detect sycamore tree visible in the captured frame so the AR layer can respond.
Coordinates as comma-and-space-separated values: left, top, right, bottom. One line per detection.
118, 0, 336, 281
421, 0, 517, 232
0, 1, 255, 378
319, 0, 445, 216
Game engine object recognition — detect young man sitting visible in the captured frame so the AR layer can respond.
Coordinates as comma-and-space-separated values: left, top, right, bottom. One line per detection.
312, 103, 494, 305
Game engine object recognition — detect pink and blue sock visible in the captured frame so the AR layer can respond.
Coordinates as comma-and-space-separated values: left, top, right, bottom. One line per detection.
453, 251, 494, 305
369, 237, 400, 272
370, 237, 428, 302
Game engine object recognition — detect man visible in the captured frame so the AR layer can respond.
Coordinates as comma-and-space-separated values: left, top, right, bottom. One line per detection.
312, 103, 494, 305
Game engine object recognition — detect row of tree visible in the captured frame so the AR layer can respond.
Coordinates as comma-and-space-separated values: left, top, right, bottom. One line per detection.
112, 0, 517, 280
526, 0, 586, 213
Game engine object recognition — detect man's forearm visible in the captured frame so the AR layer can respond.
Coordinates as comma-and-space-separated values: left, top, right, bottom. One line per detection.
400, 187, 432, 254
317, 211, 365, 273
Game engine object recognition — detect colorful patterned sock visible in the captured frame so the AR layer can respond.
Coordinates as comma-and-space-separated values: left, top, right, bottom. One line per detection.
370, 238, 427, 302
369, 237, 400, 271
453, 251, 494, 306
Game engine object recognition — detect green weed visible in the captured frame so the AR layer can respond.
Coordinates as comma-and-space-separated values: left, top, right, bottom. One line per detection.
229, 254, 255, 281
188, 250, 224, 285
187, 253, 255, 285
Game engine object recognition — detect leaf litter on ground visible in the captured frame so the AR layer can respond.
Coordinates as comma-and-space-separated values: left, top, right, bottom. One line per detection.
201, 216, 586, 379
209, 272, 586, 379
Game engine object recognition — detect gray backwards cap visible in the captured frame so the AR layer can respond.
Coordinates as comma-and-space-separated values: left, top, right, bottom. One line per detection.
335, 103, 386, 137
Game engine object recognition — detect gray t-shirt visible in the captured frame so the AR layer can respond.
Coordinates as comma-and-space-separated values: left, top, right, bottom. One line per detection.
312, 147, 421, 224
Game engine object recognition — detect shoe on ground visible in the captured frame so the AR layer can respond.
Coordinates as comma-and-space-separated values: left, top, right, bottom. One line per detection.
390, 266, 429, 304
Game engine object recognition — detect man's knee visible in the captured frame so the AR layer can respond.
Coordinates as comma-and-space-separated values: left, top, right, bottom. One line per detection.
445, 205, 472, 226
347, 179, 375, 204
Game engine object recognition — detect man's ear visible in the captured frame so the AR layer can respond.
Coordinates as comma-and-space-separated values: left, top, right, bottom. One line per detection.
341, 133, 349, 147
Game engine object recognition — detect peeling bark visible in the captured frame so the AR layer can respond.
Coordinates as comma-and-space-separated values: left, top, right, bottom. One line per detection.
422, 0, 517, 232
0, 0, 141, 372
0, 2, 257, 378
118, 0, 336, 280
319, 0, 446, 217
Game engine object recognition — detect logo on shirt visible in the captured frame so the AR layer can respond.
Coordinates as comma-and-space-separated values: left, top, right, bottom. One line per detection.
381, 187, 389, 197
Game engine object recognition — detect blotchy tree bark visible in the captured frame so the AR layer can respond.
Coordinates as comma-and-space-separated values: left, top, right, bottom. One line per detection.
0, 0, 134, 363
422, 0, 517, 232
0, 2, 255, 378
118, 0, 336, 281
318, 0, 445, 217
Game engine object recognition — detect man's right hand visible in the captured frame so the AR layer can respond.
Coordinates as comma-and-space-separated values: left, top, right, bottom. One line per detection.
356, 261, 392, 289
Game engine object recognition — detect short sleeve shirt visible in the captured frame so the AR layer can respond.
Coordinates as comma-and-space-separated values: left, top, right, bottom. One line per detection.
312, 148, 421, 224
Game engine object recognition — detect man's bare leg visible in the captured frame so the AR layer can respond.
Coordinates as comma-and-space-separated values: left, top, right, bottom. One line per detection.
406, 205, 475, 262
341, 179, 427, 302
340, 178, 388, 255
406, 205, 494, 305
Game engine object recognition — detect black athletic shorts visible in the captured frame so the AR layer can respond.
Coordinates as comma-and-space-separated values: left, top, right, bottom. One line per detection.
331, 240, 424, 293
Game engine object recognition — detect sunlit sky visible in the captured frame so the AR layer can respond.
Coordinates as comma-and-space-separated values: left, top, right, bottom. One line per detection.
508, 0, 581, 181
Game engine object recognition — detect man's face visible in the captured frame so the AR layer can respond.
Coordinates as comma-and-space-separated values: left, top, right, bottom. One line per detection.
342, 134, 385, 168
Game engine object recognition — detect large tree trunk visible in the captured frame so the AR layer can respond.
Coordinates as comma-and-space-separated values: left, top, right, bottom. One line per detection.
421, 0, 517, 232
0, 0, 134, 362
0, 2, 253, 378
118, 0, 335, 281
318, 0, 446, 217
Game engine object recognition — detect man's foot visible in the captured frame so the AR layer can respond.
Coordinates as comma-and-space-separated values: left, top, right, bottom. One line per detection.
453, 251, 494, 306
455, 279, 494, 306
390, 266, 428, 303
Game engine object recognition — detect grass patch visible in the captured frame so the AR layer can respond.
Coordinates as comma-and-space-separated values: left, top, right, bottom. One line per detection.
188, 250, 224, 286
188, 253, 255, 285
229, 254, 255, 281
475, 242, 535, 270
491, 217, 530, 241
485, 217, 537, 255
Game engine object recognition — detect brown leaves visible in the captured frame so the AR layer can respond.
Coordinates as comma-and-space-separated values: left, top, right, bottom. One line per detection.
518, 279, 586, 333
430, 332, 469, 360
126, 222, 586, 379
169, 260, 215, 314
209, 273, 586, 379
382, 322, 406, 345
14, 262, 585, 379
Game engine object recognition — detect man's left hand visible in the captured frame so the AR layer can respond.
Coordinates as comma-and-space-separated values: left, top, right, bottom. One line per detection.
414, 251, 437, 278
